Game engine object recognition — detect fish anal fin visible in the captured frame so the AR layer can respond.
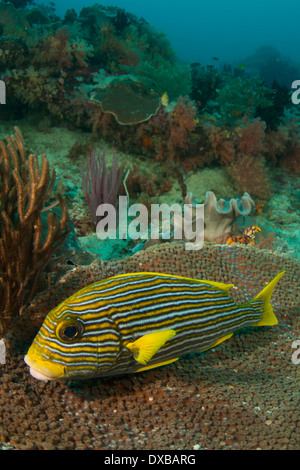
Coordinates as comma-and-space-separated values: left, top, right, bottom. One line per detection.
126, 329, 176, 365
136, 357, 179, 372
203, 333, 233, 351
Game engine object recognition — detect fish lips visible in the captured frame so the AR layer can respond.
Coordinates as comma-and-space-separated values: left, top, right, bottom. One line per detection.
24, 354, 65, 381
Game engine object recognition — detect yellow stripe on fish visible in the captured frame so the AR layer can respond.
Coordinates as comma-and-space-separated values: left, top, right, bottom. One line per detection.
24, 271, 285, 381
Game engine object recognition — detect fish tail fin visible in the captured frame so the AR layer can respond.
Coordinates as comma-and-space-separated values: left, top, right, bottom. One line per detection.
250, 271, 285, 326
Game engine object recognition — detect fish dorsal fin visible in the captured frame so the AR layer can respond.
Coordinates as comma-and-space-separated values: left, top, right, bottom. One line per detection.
196, 279, 234, 294
126, 329, 176, 365
113, 272, 234, 295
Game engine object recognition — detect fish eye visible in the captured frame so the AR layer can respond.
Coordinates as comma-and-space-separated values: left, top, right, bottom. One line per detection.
57, 321, 83, 342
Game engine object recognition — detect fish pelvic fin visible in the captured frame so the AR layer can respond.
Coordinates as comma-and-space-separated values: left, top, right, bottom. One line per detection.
250, 271, 285, 326
126, 329, 176, 365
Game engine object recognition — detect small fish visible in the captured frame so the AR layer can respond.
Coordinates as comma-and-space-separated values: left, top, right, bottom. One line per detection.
24, 271, 284, 381
161, 92, 169, 107
226, 225, 261, 245
236, 64, 246, 70
212, 57, 219, 61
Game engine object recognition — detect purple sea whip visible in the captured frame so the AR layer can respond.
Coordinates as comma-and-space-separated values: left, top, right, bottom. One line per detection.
81, 147, 124, 225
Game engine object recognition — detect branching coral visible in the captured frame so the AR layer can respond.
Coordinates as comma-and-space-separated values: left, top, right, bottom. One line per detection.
0, 128, 69, 338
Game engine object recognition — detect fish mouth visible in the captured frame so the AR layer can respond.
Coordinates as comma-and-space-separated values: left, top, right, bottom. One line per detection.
24, 354, 65, 381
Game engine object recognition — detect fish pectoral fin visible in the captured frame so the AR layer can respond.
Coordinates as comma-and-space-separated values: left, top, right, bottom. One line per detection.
126, 329, 176, 365
136, 357, 179, 372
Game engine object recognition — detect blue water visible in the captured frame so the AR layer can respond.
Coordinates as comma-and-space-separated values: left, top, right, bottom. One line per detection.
37, 0, 300, 65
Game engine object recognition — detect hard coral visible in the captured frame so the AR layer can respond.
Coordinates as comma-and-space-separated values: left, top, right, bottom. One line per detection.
2, 242, 299, 450
91, 80, 161, 125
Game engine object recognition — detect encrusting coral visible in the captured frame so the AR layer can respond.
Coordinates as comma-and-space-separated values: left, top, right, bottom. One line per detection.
0, 128, 69, 338
91, 80, 162, 125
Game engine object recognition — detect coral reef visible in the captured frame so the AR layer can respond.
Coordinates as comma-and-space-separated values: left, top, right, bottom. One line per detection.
1, 1, 297, 201
0, 0, 299, 450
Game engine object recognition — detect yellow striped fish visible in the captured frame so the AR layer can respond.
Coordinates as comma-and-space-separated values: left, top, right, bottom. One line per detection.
24, 271, 285, 381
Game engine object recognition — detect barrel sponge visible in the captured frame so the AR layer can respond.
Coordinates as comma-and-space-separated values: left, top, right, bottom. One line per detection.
176, 191, 255, 243
203, 190, 255, 241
